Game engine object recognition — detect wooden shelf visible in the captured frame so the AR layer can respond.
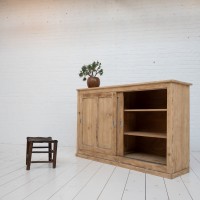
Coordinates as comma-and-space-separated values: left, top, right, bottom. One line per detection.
125, 153, 166, 165
124, 131, 167, 138
124, 109, 167, 112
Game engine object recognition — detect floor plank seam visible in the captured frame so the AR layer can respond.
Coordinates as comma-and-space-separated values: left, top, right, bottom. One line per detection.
71, 164, 104, 200
1, 177, 37, 199
180, 176, 194, 200
0, 163, 46, 186
0, 166, 27, 179
1, 145, 200, 200
0, 165, 57, 199
47, 161, 93, 200
21, 161, 89, 200
145, 173, 146, 200
0, 155, 46, 179
96, 166, 116, 200
163, 178, 170, 200
190, 168, 200, 181
121, 170, 130, 200
191, 153, 200, 162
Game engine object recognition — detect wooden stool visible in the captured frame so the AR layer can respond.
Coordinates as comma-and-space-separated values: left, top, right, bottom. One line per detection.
26, 137, 58, 170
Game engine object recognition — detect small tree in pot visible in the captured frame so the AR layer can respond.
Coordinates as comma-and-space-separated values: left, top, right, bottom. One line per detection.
79, 61, 103, 88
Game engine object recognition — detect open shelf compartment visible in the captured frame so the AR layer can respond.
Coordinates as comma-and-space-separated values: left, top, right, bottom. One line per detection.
123, 89, 167, 165
124, 111, 167, 135
124, 89, 167, 110
124, 136, 167, 165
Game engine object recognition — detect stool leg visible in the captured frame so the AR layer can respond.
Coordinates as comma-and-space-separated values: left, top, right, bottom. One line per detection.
26, 140, 29, 165
53, 141, 58, 168
26, 141, 33, 170
49, 143, 52, 161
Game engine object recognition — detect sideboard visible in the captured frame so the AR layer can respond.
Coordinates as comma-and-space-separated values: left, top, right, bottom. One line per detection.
76, 80, 191, 178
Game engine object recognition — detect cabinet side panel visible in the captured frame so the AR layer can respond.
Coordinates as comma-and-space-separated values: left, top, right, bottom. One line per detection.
171, 84, 190, 172
167, 85, 173, 173
97, 96, 113, 150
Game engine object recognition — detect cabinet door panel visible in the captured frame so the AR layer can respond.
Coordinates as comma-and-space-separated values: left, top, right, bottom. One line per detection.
80, 96, 97, 151
97, 96, 113, 149
95, 93, 116, 155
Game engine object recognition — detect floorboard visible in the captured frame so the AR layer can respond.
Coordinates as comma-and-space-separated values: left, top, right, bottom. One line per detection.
122, 170, 145, 200
49, 162, 103, 200
0, 144, 200, 200
165, 177, 192, 200
97, 167, 129, 200
181, 170, 200, 200
73, 164, 115, 200
146, 174, 168, 200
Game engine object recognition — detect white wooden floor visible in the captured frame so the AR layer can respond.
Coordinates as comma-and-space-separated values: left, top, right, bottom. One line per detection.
0, 144, 200, 200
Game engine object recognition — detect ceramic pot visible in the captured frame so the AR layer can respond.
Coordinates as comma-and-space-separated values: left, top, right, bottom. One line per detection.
87, 77, 100, 88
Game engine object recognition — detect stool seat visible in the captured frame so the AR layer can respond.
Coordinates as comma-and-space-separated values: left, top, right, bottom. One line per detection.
26, 137, 58, 170
27, 137, 56, 143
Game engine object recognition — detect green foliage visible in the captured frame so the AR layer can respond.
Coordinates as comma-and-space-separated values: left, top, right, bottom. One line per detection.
79, 61, 104, 81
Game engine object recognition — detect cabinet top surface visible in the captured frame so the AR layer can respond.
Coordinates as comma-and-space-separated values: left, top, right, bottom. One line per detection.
77, 80, 192, 91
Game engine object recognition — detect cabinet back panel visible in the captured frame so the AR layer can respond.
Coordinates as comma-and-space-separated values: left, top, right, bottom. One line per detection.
124, 112, 167, 133
124, 136, 166, 157
124, 112, 136, 132
124, 89, 167, 109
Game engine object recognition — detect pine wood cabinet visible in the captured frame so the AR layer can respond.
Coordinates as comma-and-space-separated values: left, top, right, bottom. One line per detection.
77, 80, 191, 178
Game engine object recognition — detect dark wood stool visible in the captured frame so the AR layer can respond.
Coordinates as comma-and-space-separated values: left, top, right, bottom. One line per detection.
26, 137, 58, 170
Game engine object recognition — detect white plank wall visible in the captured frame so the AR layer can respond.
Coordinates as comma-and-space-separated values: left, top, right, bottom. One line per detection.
0, 144, 200, 200
0, 0, 200, 150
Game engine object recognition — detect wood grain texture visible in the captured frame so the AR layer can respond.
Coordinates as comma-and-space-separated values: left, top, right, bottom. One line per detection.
77, 80, 191, 91
124, 131, 167, 138
171, 83, 190, 172
125, 153, 166, 165
78, 92, 117, 156
117, 92, 124, 156
97, 96, 113, 149
78, 82, 170, 95
95, 93, 117, 155
79, 95, 97, 152
124, 109, 167, 111
166, 83, 174, 173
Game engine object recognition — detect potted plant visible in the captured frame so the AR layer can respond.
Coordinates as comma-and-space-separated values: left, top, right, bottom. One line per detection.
79, 61, 103, 88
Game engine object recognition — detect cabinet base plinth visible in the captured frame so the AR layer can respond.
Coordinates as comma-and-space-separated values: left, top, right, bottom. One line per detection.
76, 152, 189, 179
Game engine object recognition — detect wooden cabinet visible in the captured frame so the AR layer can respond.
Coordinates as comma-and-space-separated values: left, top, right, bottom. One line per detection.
77, 80, 191, 178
